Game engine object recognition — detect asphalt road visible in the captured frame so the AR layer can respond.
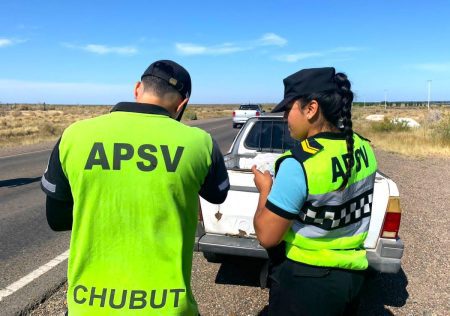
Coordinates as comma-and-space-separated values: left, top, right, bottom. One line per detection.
0, 117, 238, 316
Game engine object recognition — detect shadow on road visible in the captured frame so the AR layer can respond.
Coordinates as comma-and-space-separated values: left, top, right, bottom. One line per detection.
214, 255, 265, 287
358, 268, 409, 315
213, 257, 408, 316
0, 176, 42, 188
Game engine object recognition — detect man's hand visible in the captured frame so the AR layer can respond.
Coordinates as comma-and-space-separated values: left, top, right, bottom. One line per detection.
251, 165, 273, 195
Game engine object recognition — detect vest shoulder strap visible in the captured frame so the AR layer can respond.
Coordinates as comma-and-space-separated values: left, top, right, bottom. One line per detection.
274, 138, 323, 175
292, 138, 323, 163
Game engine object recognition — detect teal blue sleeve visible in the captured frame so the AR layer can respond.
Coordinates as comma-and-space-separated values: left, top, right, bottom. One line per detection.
266, 158, 307, 219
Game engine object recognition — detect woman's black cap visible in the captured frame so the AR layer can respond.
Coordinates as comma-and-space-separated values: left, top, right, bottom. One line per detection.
141, 60, 192, 99
272, 67, 338, 113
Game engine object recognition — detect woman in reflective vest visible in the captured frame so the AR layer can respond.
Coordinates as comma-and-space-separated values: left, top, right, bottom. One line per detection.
252, 67, 377, 316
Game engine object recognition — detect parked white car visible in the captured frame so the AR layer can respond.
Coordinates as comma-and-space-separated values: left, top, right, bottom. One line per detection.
195, 115, 404, 287
232, 104, 264, 128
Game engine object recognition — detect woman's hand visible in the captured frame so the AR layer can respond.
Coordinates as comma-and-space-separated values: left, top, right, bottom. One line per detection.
252, 165, 291, 249
251, 165, 273, 195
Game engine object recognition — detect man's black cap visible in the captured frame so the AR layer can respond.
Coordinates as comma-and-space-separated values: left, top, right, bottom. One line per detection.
141, 60, 191, 99
272, 67, 338, 113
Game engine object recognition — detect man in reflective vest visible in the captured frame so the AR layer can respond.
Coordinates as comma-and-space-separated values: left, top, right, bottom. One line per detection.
41, 60, 230, 315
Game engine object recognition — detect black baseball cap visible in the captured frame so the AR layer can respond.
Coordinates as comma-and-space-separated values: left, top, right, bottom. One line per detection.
141, 60, 191, 99
272, 67, 338, 113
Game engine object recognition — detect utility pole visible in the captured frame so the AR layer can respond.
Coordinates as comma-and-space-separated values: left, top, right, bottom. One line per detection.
427, 80, 432, 110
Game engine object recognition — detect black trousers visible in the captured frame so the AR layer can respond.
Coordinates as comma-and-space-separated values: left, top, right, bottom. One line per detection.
268, 259, 366, 316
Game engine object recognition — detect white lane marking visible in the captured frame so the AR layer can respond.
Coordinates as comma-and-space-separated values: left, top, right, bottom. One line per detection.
0, 149, 51, 160
0, 249, 69, 302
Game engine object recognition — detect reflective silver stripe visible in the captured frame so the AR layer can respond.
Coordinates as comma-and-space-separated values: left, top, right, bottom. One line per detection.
307, 173, 376, 207
291, 216, 370, 238
41, 175, 56, 193
218, 178, 230, 191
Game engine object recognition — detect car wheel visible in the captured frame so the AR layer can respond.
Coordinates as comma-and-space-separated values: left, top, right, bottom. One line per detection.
232, 123, 237, 128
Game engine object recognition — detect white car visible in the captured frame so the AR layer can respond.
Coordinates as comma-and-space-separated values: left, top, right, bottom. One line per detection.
232, 104, 264, 128
195, 115, 404, 287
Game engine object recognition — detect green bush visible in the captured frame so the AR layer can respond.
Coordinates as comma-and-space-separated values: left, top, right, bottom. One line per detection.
371, 117, 410, 133
184, 112, 197, 120
433, 117, 450, 144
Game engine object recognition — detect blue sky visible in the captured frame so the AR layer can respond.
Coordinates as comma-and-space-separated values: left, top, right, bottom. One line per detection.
1, 0, 449, 105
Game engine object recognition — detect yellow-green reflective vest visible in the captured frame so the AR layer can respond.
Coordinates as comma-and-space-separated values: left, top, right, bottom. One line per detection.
59, 109, 213, 315
274, 133, 377, 270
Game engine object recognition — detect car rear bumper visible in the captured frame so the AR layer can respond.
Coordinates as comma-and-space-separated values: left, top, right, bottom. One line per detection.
195, 233, 268, 259
196, 229, 403, 273
366, 237, 404, 273
232, 118, 249, 124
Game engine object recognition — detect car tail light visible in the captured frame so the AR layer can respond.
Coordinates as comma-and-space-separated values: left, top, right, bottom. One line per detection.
255, 111, 260, 117
232, 111, 235, 117
380, 197, 401, 239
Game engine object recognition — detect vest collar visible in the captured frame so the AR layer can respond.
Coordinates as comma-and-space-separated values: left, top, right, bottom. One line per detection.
313, 131, 347, 140
110, 102, 171, 117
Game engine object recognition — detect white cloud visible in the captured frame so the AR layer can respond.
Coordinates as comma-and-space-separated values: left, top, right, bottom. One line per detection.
62, 43, 137, 55
175, 32, 287, 56
276, 52, 323, 63
0, 39, 13, 47
276, 46, 364, 63
0, 38, 26, 47
175, 42, 248, 55
411, 62, 450, 72
258, 33, 287, 46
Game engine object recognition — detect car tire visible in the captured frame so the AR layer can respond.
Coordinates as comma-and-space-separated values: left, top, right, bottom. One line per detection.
203, 252, 223, 263
232, 123, 237, 128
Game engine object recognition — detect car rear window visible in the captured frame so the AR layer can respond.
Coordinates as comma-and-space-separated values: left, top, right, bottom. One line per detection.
244, 120, 299, 152
239, 104, 260, 110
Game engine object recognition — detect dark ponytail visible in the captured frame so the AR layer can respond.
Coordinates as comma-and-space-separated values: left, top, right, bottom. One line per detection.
334, 73, 354, 190
297, 72, 354, 190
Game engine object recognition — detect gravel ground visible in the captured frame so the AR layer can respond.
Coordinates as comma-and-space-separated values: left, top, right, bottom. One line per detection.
28, 149, 449, 316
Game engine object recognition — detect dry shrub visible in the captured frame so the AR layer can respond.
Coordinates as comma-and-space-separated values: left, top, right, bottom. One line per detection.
0, 126, 39, 138
427, 110, 442, 123
40, 122, 61, 136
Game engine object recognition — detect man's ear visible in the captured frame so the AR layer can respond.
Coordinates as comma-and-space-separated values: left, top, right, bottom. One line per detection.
176, 98, 189, 113
174, 98, 189, 121
134, 81, 142, 100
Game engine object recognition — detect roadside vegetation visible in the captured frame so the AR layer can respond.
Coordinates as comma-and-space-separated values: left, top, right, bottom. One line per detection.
0, 103, 449, 158
352, 106, 450, 157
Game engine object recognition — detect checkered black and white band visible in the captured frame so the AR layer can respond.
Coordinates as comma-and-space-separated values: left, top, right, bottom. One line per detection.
298, 191, 373, 231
